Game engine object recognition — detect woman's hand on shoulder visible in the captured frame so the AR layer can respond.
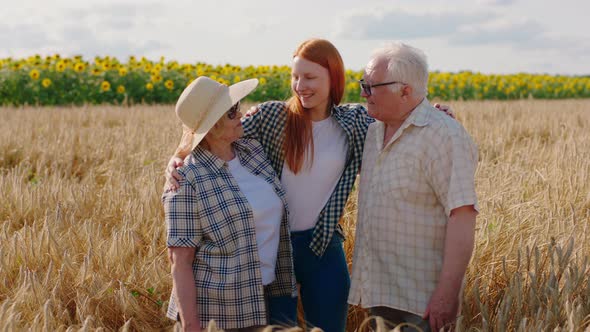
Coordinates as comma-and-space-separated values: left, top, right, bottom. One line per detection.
165, 156, 184, 191
434, 103, 455, 119
243, 105, 260, 118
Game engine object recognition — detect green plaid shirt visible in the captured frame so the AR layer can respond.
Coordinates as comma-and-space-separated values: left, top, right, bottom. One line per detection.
243, 101, 373, 256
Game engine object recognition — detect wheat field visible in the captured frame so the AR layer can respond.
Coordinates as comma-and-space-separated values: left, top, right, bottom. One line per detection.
1, 100, 589, 331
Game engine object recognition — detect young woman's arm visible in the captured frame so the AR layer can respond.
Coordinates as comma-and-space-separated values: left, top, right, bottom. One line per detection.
165, 126, 194, 190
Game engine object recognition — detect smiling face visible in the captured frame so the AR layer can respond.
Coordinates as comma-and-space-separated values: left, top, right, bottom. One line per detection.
291, 56, 331, 115
206, 104, 244, 145
362, 57, 414, 125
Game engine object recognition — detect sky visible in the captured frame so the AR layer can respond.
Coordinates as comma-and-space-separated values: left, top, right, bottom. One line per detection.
1, 0, 588, 75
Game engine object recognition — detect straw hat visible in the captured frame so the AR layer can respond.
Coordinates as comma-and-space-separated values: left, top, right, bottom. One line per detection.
175, 76, 258, 150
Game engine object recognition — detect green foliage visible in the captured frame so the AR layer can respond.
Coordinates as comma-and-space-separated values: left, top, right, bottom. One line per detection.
1, 55, 589, 106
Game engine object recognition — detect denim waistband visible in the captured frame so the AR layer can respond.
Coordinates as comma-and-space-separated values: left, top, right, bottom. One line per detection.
290, 228, 315, 239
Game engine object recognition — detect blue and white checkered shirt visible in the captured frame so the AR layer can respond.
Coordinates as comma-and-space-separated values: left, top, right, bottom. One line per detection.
163, 138, 296, 329
243, 101, 373, 257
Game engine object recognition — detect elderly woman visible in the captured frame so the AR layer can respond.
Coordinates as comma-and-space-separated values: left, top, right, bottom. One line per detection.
163, 77, 296, 332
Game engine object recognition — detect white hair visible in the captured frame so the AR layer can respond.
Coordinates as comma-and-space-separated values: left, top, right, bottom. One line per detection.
371, 42, 429, 98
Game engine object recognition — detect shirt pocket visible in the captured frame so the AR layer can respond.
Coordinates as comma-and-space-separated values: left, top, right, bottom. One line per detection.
376, 149, 420, 198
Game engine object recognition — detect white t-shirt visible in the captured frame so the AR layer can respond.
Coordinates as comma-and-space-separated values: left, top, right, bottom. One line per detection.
228, 157, 283, 285
281, 116, 349, 231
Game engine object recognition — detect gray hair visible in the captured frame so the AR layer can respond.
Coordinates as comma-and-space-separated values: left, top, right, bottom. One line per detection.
371, 42, 429, 98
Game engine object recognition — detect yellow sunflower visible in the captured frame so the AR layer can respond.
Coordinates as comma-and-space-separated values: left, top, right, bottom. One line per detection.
74, 63, 86, 73
101, 81, 111, 92
164, 80, 174, 90
119, 67, 128, 77
146, 82, 154, 91
151, 74, 163, 83
117, 85, 126, 94
42, 78, 52, 88
29, 69, 40, 80
56, 61, 66, 72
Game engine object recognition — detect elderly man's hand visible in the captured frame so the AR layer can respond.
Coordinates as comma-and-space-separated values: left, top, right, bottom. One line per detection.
434, 103, 455, 119
165, 156, 184, 191
423, 286, 460, 331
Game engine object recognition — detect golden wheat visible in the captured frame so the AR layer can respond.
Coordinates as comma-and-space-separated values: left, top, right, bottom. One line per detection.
1, 100, 589, 331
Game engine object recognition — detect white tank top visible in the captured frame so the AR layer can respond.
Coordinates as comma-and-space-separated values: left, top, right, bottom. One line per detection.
281, 116, 348, 231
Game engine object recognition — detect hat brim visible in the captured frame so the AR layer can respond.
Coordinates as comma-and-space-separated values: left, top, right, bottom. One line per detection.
190, 78, 258, 150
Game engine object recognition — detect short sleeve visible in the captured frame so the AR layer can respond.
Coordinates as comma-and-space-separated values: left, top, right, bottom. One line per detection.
162, 174, 202, 247
427, 126, 479, 217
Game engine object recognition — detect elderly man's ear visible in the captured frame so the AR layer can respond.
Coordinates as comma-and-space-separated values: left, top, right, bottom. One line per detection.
402, 84, 412, 98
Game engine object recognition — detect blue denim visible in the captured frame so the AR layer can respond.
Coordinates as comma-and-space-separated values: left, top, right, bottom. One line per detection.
268, 229, 351, 332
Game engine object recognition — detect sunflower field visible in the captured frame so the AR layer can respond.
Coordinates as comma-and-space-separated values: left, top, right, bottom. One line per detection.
1, 54, 589, 106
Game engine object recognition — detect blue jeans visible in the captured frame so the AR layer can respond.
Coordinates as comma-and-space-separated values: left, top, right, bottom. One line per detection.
268, 229, 350, 332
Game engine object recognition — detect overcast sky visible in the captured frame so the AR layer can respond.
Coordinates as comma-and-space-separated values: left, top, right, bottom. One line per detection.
2, 0, 588, 74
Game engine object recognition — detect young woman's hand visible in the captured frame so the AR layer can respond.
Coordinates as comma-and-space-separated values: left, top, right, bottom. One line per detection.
165, 156, 184, 191
434, 103, 455, 119
243, 105, 260, 117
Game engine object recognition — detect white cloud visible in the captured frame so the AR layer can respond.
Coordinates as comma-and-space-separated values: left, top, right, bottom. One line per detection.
451, 18, 542, 45
332, 6, 589, 69
477, 0, 516, 5
0, 23, 55, 50
0, 0, 588, 74
333, 8, 495, 39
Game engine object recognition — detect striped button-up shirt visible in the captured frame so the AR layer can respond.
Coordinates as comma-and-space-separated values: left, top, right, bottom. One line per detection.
163, 139, 296, 329
348, 99, 479, 315
242, 101, 373, 257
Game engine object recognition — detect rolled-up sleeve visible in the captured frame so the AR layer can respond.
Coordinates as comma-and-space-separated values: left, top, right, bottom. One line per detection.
162, 176, 202, 247
428, 127, 479, 217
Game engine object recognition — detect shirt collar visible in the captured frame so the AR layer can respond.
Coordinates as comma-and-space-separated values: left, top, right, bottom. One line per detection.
403, 98, 433, 128
329, 103, 343, 118
191, 140, 252, 174
375, 98, 433, 151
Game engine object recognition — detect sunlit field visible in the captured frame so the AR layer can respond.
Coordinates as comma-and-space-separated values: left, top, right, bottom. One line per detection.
1, 99, 589, 331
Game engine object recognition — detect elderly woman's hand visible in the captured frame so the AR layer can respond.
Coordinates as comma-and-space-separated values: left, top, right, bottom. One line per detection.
165, 156, 184, 191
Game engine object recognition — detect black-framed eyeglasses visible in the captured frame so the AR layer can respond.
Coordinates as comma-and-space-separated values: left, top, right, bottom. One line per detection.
226, 101, 240, 120
358, 79, 406, 96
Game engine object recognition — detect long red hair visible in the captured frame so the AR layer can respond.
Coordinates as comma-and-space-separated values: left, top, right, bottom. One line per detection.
284, 39, 345, 174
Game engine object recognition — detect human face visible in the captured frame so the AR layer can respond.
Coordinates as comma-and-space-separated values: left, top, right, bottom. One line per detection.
291, 56, 331, 115
211, 103, 244, 143
359, 79, 406, 97
362, 58, 410, 124
226, 101, 240, 120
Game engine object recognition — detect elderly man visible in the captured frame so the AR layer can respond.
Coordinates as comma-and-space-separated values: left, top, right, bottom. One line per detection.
348, 42, 479, 332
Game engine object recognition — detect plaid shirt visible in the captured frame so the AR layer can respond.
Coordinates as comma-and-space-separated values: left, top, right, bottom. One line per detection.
163, 139, 296, 329
348, 99, 479, 314
243, 101, 373, 256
